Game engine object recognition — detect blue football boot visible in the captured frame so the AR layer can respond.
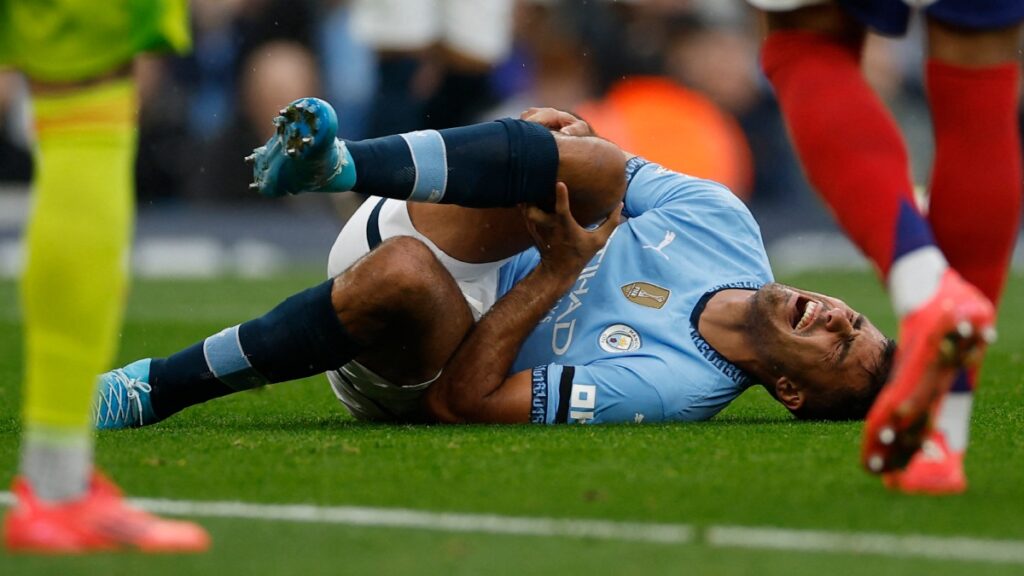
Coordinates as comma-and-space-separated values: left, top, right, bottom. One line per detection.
94, 359, 160, 430
247, 97, 357, 197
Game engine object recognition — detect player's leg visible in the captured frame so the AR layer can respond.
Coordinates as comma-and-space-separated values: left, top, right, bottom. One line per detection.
405, 126, 628, 264
250, 98, 624, 263
3, 0, 207, 553
248, 98, 625, 219
926, 17, 1023, 306
757, 3, 994, 476
96, 237, 473, 427
760, 4, 923, 283
349, 0, 439, 135
7, 76, 208, 553
422, 0, 514, 129
18, 77, 135, 508
885, 14, 1024, 494
329, 236, 475, 390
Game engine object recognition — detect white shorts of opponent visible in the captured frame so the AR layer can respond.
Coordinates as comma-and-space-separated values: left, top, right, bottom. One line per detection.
325, 197, 512, 421
349, 0, 513, 64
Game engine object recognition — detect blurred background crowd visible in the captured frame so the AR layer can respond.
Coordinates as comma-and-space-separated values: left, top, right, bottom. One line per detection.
0, 0, 1020, 274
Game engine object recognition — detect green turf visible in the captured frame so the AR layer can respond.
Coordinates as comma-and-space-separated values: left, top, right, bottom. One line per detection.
1, 272, 1022, 575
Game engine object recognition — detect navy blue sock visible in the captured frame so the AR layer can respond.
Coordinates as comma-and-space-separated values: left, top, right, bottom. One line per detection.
148, 279, 360, 419
346, 118, 559, 207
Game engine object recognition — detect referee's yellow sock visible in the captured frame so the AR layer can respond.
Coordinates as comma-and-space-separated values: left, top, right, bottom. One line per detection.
19, 79, 137, 501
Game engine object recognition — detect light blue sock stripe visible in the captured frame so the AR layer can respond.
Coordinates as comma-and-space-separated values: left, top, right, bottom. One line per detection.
203, 325, 268, 390
400, 130, 447, 203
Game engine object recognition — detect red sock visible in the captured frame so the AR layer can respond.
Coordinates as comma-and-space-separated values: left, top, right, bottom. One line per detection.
926, 60, 1022, 307
761, 31, 922, 278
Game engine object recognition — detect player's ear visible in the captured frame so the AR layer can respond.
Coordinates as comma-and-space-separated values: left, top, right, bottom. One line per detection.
773, 376, 804, 411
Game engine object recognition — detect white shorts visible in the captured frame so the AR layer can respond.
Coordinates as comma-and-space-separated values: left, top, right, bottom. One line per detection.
325, 197, 511, 421
326, 360, 438, 422
349, 0, 513, 64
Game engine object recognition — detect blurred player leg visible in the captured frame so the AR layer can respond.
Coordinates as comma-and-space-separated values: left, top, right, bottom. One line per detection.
885, 14, 1024, 494
757, 2, 994, 481
422, 0, 514, 129
759, 5, 934, 286
19, 79, 137, 502
2, 0, 208, 552
350, 0, 513, 135
350, 0, 439, 135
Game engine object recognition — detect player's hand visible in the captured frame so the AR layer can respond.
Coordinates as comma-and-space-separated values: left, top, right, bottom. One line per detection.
521, 182, 622, 277
520, 107, 594, 137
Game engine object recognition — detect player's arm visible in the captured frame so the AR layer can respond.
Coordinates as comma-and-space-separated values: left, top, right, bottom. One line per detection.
424, 184, 622, 423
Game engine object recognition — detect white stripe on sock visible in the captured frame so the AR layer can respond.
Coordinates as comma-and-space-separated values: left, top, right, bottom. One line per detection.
20, 427, 93, 502
936, 392, 973, 452
887, 246, 947, 317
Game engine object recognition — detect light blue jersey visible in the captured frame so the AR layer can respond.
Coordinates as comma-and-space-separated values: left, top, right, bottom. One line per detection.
497, 157, 774, 424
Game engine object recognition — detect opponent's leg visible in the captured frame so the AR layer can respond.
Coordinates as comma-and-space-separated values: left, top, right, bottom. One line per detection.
927, 19, 1022, 307
18, 80, 135, 503
759, 5, 995, 476
7, 79, 207, 553
884, 19, 1023, 494
96, 237, 473, 427
761, 6, 921, 282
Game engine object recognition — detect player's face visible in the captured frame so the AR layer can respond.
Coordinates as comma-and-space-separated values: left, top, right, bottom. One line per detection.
747, 283, 888, 396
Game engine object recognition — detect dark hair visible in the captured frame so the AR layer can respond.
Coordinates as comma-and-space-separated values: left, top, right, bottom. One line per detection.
792, 337, 897, 421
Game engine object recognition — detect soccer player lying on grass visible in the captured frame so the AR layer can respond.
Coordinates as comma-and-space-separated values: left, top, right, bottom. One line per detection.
94, 101, 894, 428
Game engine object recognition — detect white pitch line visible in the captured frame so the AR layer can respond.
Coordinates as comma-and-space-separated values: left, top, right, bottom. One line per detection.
135, 497, 694, 544
707, 525, 1024, 566
0, 491, 691, 545
2, 492, 1023, 565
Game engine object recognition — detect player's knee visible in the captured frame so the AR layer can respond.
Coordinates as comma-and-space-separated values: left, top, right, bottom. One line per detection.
330, 234, 461, 322
927, 19, 1023, 66
763, 4, 863, 39
554, 133, 626, 225
333, 236, 469, 386
365, 236, 451, 308
376, 235, 437, 278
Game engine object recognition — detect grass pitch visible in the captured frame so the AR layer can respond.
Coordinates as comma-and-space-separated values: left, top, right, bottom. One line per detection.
0, 272, 1022, 575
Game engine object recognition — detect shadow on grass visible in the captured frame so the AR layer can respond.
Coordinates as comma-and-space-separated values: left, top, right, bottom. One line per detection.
118, 413, 843, 435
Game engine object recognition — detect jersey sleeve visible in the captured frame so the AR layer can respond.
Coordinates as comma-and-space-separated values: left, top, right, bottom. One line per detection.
621, 158, 772, 285
497, 249, 540, 297
623, 157, 747, 219
528, 362, 665, 425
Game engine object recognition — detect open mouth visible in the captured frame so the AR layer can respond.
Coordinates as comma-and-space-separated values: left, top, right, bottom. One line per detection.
791, 295, 819, 332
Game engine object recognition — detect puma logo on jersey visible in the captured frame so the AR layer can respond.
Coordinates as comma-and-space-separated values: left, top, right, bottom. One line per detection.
642, 230, 675, 260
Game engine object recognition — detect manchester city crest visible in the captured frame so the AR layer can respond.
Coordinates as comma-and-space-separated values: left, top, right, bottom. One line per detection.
599, 324, 641, 353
